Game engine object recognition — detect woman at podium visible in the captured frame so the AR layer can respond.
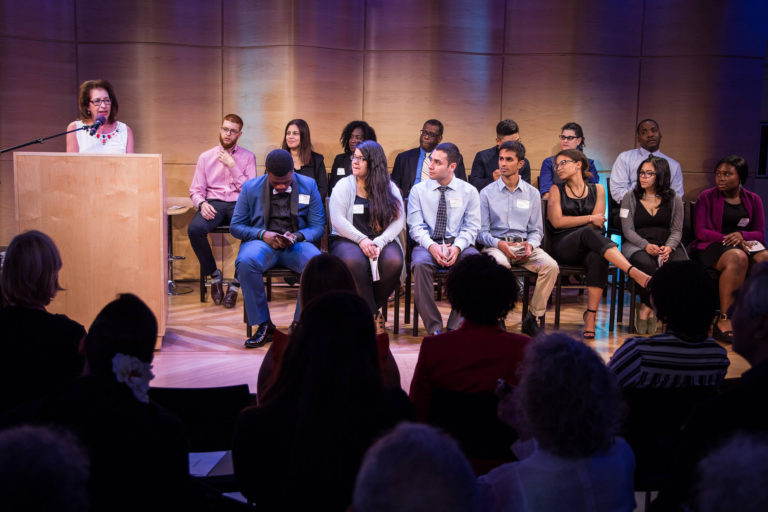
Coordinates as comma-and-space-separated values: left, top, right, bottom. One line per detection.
66, 79, 134, 154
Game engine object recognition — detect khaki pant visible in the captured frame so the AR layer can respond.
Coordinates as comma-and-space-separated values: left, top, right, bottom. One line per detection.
483, 246, 559, 317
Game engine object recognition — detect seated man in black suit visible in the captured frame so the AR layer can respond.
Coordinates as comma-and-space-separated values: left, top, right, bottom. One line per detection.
469, 119, 531, 191
391, 119, 467, 200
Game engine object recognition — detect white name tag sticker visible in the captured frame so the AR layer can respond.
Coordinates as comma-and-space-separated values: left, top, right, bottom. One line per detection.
737, 217, 750, 227
336, 167, 345, 176
516, 199, 530, 209
298, 194, 310, 205
353, 204, 365, 214
619, 208, 630, 218
449, 197, 462, 208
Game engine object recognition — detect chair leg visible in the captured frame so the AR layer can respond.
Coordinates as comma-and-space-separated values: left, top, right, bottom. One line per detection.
393, 286, 400, 335
244, 309, 252, 338
554, 277, 562, 329
521, 275, 530, 318
609, 268, 617, 332
412, 300, 419, 337
629, 280, 637, 334
200, 270, 207, 302
617, 270, 626, 324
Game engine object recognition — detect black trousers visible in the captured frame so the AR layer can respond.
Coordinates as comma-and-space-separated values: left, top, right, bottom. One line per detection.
629, 246, 688, 306
550, 226, 617, 289
188, 199, 237, 278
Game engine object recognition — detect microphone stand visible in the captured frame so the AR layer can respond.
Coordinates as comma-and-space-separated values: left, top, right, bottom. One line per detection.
0, 124, 92, 154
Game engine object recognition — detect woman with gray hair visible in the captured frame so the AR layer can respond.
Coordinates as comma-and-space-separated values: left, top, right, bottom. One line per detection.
478, 333, 635, 512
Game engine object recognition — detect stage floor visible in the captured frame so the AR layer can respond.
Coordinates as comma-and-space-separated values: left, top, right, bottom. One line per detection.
153, 281, 749, 394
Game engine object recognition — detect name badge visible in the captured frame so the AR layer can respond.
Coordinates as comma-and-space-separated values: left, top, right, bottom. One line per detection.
353, 204, 365, 214
516, 199, 530, 209
298, 194, 310, 205
336, 167, 345, 176
449, 197, 462, 208
619, 208, 630, 218
737, 217, 750, 227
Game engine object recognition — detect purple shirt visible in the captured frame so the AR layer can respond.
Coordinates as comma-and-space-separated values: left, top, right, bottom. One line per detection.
189, 144, 257, 207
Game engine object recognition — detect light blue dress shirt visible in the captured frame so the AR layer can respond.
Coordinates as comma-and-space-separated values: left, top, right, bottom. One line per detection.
407, 175, 480, 252
609, 147, 683, 203
413, 147, 429, 187
479, 177, 544, 249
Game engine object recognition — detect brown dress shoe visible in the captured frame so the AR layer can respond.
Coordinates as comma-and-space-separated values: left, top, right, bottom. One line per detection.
223, 286, 238, 308
211, 281, 224, 305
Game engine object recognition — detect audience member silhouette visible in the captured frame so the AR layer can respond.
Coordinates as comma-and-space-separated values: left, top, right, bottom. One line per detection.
0, 230, 85, 425
478, 333, 635, 512
352, 422, 478, 512
234, 291, 413, 511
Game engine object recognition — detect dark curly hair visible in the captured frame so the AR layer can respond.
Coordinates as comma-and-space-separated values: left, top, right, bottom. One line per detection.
446, 254, 518, 326
649, 261, 718, 340
633, 156, 676, 207
340, 120, 377, 154
515, 333, 623, 458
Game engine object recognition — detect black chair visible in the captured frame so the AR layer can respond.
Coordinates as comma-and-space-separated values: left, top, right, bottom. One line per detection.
621, 385, 718, 508
199, 225, 233, 303
427, 388, 518, 475
148, 384, 254, 452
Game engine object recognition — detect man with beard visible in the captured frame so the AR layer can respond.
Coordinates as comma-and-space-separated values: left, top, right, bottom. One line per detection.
189, 114, 257, 308
609, 118, 684, 203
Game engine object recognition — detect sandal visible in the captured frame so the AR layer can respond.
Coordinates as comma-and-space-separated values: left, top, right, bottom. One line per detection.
712, 314, 733, 343
627, 265, 651, 288
582, 308, 597, 339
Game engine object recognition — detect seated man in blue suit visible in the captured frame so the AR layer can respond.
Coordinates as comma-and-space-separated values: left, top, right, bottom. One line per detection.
391, 119, 467, 200
230, 149, 326, 348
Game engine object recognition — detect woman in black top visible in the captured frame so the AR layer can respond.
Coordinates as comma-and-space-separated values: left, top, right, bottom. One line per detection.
547, 150, 651, 339
328, 120, 377, 193
620, 156, 687, 334
282, 118, 328, 198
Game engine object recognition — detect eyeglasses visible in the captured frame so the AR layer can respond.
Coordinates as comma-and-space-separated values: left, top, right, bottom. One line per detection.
220, 127, 240, 135
559, 135, 578, 141
90, 98, 111, 106
638, 171, 656, 178
555, 159, 575, 168
351, 155, 366, 163
420, 130, 440, 139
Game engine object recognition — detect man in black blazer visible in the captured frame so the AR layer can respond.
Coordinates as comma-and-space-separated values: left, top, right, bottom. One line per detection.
391, 119, 467, 200
469, 119, 531, 191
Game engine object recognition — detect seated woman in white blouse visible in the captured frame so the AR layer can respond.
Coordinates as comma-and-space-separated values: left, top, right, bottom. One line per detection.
65, 79, 134, 154
329, 140, 404, 329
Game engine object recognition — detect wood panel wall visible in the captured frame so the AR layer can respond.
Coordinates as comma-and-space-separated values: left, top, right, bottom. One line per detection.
2, 0, 766, 279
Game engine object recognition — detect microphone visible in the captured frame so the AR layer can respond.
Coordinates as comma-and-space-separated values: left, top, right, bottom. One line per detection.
89, 115, 106, 136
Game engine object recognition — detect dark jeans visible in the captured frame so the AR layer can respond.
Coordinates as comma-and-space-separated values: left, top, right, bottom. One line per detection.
330, 238, 403, 315
188, 199, 236, 278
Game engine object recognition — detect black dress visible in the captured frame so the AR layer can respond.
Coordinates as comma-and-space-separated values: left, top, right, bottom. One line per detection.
295, 152, 328, 198
548, 183, 617, 288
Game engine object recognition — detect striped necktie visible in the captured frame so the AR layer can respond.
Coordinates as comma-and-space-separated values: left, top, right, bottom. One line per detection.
420, 152, 431, 182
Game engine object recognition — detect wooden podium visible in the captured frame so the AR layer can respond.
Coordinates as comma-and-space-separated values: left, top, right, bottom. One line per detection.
13, 152, 168, 347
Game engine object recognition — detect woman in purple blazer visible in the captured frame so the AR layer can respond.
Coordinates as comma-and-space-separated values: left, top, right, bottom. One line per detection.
691, 155, 767, 342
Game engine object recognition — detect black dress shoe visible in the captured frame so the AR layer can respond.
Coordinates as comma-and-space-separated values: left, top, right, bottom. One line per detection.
223, 286, 238, 308
245, 322, 275, 349
211, 281, 224, 305
521, 311, 542, 337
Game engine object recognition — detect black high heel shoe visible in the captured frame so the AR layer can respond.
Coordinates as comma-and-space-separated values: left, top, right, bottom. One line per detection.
712, 314, 733, 343
582, 308, 597, 339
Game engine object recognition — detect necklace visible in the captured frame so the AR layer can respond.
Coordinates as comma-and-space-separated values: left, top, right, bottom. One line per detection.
566, 181, 587, 199
97, 125, 119, 145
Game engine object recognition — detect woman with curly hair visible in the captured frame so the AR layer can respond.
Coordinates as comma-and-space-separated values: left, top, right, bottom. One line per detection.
328, 120, 377, 192
479, 333, 635, 511
329, 140, 404, 329
620, 156, 688, 334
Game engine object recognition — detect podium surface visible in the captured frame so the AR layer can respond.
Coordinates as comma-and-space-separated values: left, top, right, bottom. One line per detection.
13, 152, 167, 346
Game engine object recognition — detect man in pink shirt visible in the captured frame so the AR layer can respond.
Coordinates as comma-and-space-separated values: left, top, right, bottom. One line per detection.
189, 114, 257, 307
